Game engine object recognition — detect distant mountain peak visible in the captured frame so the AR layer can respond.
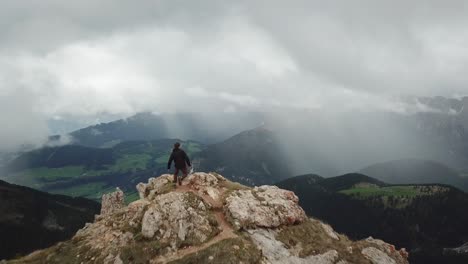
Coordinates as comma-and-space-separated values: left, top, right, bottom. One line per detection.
12, 172, 409, 264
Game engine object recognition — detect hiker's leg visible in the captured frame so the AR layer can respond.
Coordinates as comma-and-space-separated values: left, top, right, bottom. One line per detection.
178, 167, 187, 186
181, 167, 188, 181
173, 168, 179, 183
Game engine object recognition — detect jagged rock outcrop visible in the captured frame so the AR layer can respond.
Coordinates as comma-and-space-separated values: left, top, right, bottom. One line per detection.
8, 172, 409, 264
140, 192, 218, 247
136, 175, 173, 200
100, 187, 125, 215
225, 185, 307, 230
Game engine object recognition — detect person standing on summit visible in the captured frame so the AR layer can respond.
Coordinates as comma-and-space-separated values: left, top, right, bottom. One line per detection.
167, 142, 191, 186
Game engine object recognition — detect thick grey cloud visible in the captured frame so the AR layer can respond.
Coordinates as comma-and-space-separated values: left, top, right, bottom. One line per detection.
1, 0, 468, 149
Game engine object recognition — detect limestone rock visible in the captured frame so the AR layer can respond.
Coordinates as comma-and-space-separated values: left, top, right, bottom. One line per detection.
126, 199, 151, 228
100, 188, 125, 215
186, 172, 224, 187
321, 223, 339, 240
362, 247, 397, 264
136, 174, 173, 200
141, 192, 218, 248
248, 229, 339, 264
366, 237, 409, 261
225, 185, 307, 229
185, 172, 227, 203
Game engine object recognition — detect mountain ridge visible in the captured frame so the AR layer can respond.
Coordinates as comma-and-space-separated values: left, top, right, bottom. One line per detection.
195, 126, 292, 185
6, 172, 408, 264
51, 112, 266, 148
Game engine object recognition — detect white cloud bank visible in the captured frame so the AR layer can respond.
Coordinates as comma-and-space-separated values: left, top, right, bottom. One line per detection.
1, 0, 468, 149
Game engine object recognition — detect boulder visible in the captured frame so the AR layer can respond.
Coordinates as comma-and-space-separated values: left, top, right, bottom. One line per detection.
136, 174, 173, 200
225, 185, 307, 230
186, 172, 225, 187
320, 222, 340, 240
365, 237, 409, 262
362, 247, 397, 264
185, 172, 228, 202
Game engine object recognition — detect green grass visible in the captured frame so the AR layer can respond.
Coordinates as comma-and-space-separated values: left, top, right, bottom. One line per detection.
339, 186, 424, 198
50, 182, 112, 200
277, 218, 400, 263
5, 141, 202, 201
187, 142, 202, 153
10, 153, 152, 186
155, 154, 170, 165
108, 154, 152, 172
6, 166, 89, 190
82, 153, 155, 176
125, 191, 140, 204
170, 237, 262, 264
339, 185, 445, 209
13, 166, 85, 183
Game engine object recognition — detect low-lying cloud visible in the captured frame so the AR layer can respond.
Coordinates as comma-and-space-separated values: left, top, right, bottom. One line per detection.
1, 0, 468, 150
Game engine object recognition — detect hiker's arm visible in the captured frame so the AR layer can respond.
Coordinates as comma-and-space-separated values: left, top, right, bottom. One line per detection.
167, 153, 174, 169
184, 151, 191, 167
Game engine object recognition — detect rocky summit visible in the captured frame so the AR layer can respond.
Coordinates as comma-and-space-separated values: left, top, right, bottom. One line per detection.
7, 172, 409, 264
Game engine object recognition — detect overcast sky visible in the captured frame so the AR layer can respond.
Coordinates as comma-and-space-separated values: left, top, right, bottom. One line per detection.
1, 0, 468, 149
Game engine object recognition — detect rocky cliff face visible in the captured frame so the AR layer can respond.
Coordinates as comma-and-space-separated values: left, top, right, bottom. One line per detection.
8, 172, 409, 264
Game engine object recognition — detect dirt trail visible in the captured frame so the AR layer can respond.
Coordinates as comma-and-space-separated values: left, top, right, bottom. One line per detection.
153, 181, 237, 263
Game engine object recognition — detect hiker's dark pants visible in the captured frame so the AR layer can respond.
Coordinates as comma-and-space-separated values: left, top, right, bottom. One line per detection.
174, 167, 188, 182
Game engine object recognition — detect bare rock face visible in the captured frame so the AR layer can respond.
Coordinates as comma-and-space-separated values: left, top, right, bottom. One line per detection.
141, 192, 218, 248
186, 172, 224, 187
362, 247, 397, 264
251, 219, 409, 264
248, 229, 339, 264
225, 185, 307, 230
365, 237, 409, 261
185, 172, 227, 202
321, 222, 340, 240
126, 199, 151, 229
100, 188, 125, 215
136, 174, 173, 200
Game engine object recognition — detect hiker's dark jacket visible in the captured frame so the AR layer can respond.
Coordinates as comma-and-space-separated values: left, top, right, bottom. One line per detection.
167, 149, 191, 170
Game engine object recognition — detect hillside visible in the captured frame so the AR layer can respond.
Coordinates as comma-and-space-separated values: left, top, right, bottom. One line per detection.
2, 127, 295, 202
0, 179, 100, 260
6, 172, 408, 264
360, 159, 468, 191
195, 127, 292, 185
277, 173, 468, 264
54, 112, 265, 148
2, 139, 204, 201
44, 102, 468, 177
